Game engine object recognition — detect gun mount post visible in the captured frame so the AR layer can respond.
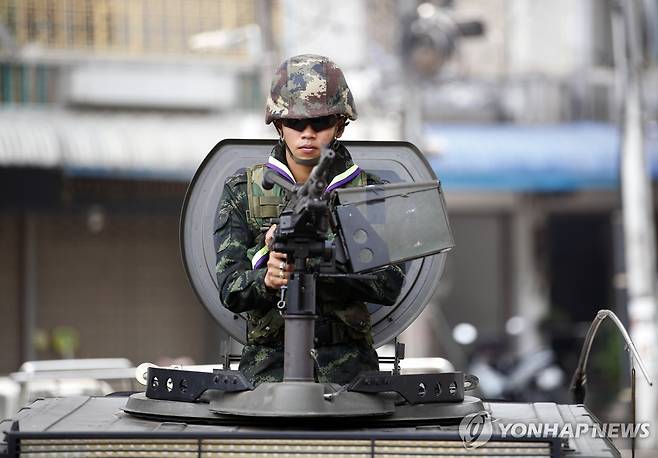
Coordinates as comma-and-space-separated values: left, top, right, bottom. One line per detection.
270, 148, 336, 383
283, 269, 317, 382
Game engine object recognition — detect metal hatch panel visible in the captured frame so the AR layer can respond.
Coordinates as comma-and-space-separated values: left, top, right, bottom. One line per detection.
180, 139, 448, 347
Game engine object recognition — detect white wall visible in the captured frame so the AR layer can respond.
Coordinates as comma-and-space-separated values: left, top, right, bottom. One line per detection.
507, 0, 594, 76
280, 0, 367, 69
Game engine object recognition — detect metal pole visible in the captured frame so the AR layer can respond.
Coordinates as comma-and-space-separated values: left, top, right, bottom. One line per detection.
20, 211, 37, 363
619, 0, 658, 448
402, 82, 424, 149
255, 0, 276, 99
398, 0, 424, 146
283, 315, 315, 381
283, 269, 316, 382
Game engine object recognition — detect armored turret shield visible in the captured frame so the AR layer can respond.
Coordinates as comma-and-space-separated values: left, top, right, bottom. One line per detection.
181, 140, 451, 346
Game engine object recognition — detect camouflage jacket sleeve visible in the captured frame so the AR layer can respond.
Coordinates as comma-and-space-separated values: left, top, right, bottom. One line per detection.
215, 174, 277, 313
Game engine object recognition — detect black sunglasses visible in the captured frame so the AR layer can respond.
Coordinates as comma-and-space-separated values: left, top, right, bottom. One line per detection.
281, 115, 340, 132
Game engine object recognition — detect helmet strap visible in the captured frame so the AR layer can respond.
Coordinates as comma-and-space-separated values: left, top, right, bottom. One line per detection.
284, 138, 320, 166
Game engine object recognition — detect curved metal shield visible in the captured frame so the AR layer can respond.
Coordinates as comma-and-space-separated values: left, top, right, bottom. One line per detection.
180, 139, 449, 347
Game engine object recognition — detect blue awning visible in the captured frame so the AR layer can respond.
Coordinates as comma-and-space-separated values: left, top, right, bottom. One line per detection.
425, 122, 658, 192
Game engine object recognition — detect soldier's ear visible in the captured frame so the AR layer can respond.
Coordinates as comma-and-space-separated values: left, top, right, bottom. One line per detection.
334, 118, 346, 139
273, 120, 284, 139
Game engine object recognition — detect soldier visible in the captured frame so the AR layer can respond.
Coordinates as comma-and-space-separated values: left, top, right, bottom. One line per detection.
215, 54, 405, 385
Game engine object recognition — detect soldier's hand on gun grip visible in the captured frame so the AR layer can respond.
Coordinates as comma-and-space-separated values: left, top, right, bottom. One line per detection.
264, 225, 292, 290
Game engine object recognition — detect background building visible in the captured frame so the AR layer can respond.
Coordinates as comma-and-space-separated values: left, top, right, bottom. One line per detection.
1, 0, 658, 425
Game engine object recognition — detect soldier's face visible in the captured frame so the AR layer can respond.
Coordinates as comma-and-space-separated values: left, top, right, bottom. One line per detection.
279, 120, 342, 164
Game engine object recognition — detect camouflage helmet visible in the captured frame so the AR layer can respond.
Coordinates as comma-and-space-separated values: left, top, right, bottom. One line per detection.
265, 54, 357, 124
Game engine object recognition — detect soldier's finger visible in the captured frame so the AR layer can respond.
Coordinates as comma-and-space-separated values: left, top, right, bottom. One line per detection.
266, 276, 286, 289
268, 252, 292, 272
265, 224, 277, 247
267, 256, 284, 270
265, 271, 281, 289
270, 251, 287, 260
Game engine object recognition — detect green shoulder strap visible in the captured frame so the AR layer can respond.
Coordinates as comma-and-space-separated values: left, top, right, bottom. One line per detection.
246, 164, 286, 225
349, 170, 368, 187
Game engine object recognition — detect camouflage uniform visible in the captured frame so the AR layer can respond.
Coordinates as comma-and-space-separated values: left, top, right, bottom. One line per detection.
214, 54, 403, 385
215, 142, 405, 385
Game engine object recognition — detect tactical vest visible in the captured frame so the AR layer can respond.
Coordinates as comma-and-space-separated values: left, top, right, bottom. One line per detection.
245, 164, 288, 231
245, 163, 368, 229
